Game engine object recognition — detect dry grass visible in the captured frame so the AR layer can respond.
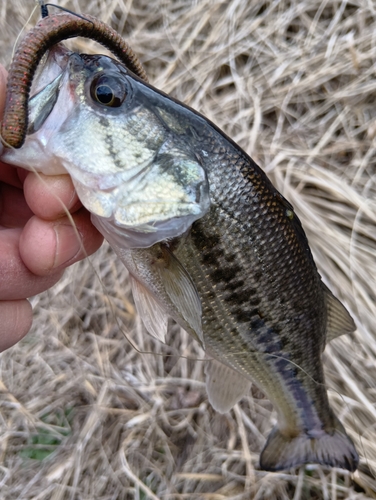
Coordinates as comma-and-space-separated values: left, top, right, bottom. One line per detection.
1, 0, 376, 498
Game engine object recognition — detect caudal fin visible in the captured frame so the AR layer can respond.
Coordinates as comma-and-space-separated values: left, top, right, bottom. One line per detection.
260, 417, 358, 472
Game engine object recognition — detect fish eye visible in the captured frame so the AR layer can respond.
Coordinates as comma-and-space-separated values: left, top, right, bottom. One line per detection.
90, 74, 127, 107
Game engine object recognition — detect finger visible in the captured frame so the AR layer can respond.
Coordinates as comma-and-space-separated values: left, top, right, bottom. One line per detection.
23, 172, 81, 220
0, 182, 33, 228
0, 228, 64, 300
19, 207, 103, 277
0, 300, 32, 352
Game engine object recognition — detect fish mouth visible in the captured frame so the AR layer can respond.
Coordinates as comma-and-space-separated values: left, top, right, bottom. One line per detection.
16, 49, 211, 248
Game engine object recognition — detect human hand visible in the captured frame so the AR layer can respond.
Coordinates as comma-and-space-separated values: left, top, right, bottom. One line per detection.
0, 64, 104, 351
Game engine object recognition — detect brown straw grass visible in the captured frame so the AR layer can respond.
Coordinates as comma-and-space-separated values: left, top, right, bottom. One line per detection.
1, 0, 376, 498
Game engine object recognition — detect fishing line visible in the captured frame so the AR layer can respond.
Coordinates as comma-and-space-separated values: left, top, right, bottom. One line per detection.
38, 1, 94, 25
18, 165, 147, 354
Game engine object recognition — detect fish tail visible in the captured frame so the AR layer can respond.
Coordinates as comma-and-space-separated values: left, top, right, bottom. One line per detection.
260, 416, 358, 472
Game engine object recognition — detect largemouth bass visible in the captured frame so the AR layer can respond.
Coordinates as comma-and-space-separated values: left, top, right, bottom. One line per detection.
2, 46, 359, 472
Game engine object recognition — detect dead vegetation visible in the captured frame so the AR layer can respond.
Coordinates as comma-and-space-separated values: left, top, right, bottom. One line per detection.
1, 0, 376, 498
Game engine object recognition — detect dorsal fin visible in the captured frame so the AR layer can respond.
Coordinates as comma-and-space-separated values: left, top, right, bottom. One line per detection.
323, 284, 356, 343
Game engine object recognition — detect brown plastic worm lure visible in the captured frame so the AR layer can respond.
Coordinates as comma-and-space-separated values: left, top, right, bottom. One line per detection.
1, 12, 148, 149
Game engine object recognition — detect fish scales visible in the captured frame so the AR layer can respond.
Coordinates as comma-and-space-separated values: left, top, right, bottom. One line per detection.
172, 140, 329, 428
1, 47, 359, 472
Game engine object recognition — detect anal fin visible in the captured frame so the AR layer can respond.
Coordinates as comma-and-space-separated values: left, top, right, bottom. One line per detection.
205, 358, 251, 413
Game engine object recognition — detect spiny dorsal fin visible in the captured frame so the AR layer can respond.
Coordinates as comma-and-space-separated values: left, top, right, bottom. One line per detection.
205, 358, 251, 413
157, 247, 204, 348
130, 276, 168, 343
323, 284, 356, 343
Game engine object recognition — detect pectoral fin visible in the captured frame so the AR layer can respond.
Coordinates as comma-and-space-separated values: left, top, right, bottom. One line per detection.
323, 284, 356, 343
157, 246, 204, 348
205, 358, 251, 413
130, 276, 168, 343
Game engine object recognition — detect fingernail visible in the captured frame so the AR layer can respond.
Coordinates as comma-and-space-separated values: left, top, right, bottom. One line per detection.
53, 224, 82, 268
